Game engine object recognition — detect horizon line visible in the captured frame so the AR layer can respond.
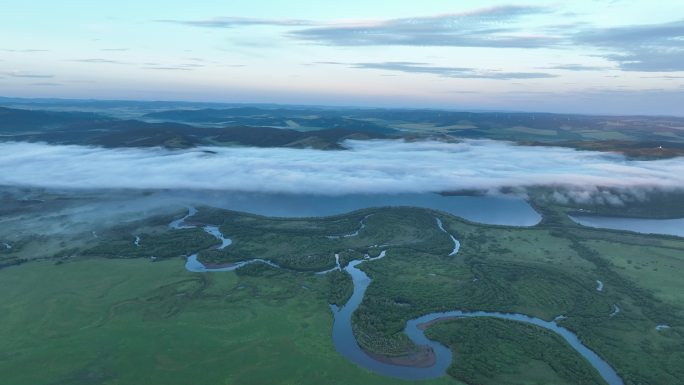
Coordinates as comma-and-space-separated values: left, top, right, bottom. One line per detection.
2, 95, 684, 119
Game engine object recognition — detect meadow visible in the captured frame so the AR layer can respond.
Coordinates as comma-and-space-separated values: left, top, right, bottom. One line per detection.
1, 198, 683, 384
0, 257, 460, 385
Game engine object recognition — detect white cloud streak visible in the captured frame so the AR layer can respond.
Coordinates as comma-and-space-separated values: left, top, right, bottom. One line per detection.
0, 140, 682, 195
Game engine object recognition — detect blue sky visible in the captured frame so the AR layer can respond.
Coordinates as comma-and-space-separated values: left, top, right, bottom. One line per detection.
2, 0, 683, 115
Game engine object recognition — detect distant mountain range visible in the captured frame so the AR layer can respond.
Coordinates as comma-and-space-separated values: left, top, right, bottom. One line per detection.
143, 108, 398, 135
2, 100, 684, 158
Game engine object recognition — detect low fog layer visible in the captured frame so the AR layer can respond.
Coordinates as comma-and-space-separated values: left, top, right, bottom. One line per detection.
1, 140, 683, 194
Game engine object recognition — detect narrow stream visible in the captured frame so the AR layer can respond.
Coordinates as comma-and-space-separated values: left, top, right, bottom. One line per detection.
435, 217, 460, 256
327, 215, 371, 239
185, 254, 278, 272
168, 206, 198, 229
596, 280, 604, 291
610, 304, 620, 317
202, 225, 232, 249
316, 254, 341, 275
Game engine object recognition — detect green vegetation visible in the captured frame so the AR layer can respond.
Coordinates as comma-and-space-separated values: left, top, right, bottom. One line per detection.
426, 318, 606, 385
586, 239, 684, 304
0, 258, 459, 385
83, 227, 217, 260
2, 195, 684, 384
194, 207, 452, 271
0, 107, 388, 150
350, 205, 684, 385
328, 269, 354, 307
3, 104, 684, 157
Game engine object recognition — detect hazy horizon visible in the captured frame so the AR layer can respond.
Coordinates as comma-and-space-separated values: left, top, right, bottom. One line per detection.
4, 94, 684, 119
2, 0, 684, 115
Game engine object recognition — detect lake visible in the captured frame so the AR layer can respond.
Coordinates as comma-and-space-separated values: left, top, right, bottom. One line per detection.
569, 214, 684, 237
168, 191, 542, 226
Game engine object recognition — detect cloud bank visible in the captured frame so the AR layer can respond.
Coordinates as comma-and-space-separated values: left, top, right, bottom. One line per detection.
290, 6, 556, 48
164, 6, 684, 74
1, 140, 683, 196
159, 17, 315, 28
575, 19, 684, 72
327, 61, 557, 80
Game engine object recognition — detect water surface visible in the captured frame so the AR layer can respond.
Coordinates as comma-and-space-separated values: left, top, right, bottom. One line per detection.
170, 191, 541, 226
435, 217, 460, 256
569, 214, 684, 237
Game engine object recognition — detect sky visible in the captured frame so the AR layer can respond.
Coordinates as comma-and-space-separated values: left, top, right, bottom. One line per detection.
1, 0, 684, 115
1, 140, 682, 202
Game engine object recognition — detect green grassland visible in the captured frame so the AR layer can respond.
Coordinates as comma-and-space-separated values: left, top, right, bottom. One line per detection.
0, 257, 459, 385
1, 199, 684, 384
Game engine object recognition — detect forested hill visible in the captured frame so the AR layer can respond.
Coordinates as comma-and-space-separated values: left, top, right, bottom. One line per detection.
0, 107, 385, 149
2, 103, 684, 158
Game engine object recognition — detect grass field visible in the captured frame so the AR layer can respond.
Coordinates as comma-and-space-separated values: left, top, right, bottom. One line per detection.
1, 196, 684, 385
0, 257, 460, 385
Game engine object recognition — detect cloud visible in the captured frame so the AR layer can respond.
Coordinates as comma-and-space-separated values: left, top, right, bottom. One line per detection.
72, 58, 203, 71
140, 66, 193, 71
540, 63, 611, 71
155, 6, 684, 74
72, 58, 128, 64
0, 140, 681, 196
289, 6, 558, 48
1, 49, 48, 53
574, 19, 684, 71
338, 61, 557, 80
3, 71, 54, 79
640, 75, 684, 79
296, 10, 683, 74
160, 6, 556, 49
159, 17, 315, 28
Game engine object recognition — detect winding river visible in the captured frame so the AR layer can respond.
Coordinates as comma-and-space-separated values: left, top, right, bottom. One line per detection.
332, 255, 624, 384
202, 225, 233, 249
327, 215, 371, 239
435, 217, 460, 256
173, 207, 623, 384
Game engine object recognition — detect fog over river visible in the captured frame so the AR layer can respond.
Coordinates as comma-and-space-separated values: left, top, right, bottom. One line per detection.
0, 140, 682, 202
